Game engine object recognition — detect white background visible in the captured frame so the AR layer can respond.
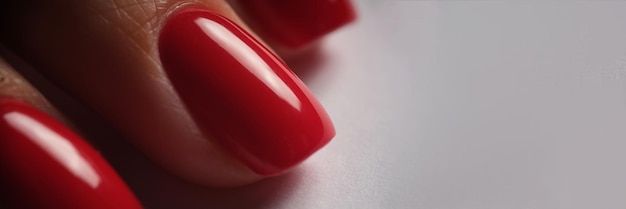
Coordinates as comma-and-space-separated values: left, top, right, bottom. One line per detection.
125, 1, 626, 208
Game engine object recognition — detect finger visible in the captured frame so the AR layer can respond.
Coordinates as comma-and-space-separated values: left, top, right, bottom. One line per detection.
0, 56, 142, 209
231, 0, 356, 50
0, 0, 334, 186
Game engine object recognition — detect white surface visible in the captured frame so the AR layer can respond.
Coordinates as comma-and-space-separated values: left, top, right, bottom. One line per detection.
133, 1, 626, 208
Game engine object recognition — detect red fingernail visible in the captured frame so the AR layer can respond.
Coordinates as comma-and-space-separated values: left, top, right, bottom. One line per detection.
239, 0, 356, 49
159, 8, 335, 175
0, 99, 142, 209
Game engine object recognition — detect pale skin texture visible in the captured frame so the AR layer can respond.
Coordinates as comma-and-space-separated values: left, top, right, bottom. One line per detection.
0, 0, 313, 187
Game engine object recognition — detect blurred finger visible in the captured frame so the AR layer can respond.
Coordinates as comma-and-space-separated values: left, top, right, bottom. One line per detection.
0, 56, 142, 209
233, 0, 356, 49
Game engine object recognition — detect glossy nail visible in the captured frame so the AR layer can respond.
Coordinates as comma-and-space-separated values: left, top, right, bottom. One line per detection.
239, 0, 356, 48
159, 8, 335, 175
0, 99, 142, 209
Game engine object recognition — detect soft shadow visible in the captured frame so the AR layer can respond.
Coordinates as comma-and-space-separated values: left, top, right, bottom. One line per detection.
129, 166, 304, 209
284, 44, 329, 83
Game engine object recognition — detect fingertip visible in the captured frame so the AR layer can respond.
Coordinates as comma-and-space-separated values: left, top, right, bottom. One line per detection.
159, 6, 336, 176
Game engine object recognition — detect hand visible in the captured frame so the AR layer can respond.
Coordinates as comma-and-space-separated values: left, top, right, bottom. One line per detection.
0, 0, 355, 208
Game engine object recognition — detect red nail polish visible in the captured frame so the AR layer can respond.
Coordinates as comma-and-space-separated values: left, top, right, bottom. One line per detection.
239, 0, 356, 49
159, 8, 335, 175
0, 99, 142, 209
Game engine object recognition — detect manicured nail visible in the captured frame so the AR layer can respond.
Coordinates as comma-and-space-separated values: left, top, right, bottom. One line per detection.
159, 8, 335, 175
0, 99, 142, 209
239, 0, 356, 48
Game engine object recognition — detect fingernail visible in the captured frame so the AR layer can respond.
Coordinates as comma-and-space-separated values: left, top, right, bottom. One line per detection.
239, 0, 356, 49
159, 8, 335, 175
0, 99, 142, 209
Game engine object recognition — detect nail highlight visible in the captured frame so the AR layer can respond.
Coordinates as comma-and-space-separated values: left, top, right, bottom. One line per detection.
159, 8, 335, 175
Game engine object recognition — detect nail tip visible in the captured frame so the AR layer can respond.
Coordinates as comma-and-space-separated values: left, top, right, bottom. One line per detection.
253, 116, 336, 176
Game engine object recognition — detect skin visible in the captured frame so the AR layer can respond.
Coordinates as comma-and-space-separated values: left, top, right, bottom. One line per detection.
0, 0, 314, 187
